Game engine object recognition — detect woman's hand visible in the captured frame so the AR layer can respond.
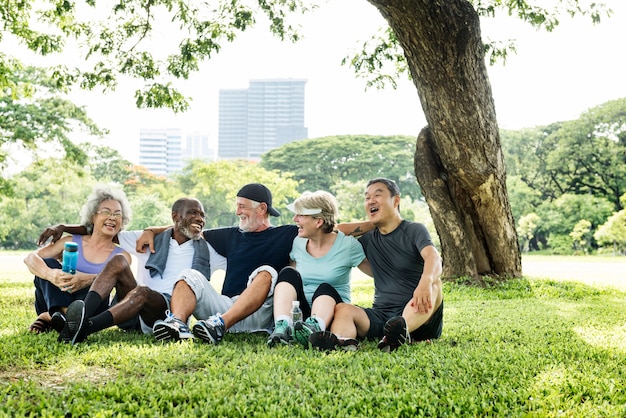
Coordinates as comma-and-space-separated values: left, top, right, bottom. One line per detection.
49, 269, 74, 290
58, 272, 94, 293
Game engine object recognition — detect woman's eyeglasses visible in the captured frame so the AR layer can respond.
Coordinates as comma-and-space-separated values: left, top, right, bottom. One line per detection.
97, 210, 123, 219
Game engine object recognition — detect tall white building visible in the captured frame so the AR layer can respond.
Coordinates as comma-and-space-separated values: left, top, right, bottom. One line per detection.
138, 128, 183, 175
218, 78, 308, 159
184, 132, 217, 162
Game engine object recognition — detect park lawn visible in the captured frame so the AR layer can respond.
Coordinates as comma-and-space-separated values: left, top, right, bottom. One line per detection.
1, 252, 625, 417
521, 254, 626, 290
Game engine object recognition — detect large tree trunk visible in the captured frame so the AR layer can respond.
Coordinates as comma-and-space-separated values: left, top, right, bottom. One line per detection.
369, 0, 521, 279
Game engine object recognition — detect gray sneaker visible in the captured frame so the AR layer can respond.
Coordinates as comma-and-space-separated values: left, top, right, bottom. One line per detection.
153, 312, 193, 341
267, 319, 292, 347
192, 314, 225, 344
293, 317, 321, 348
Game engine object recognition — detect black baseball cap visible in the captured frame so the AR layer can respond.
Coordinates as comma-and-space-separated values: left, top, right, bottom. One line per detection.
236, 183, 280, 217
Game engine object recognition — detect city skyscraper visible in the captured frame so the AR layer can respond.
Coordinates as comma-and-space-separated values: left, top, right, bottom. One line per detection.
138, 128, 183, 175
183, 131, 217, 162
218, 78, 308, 159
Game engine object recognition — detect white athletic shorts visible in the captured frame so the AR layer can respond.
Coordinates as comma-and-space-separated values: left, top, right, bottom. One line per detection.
182, 268, 276, 334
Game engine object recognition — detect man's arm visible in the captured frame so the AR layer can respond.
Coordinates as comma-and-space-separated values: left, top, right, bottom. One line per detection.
411, 245, 443, 314
335, 221, 374, 237
38, 224, 88, 246
356, 258, 373, 277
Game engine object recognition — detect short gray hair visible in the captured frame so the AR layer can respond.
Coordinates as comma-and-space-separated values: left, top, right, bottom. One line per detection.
293, 190, 338, 234
80, 184, 132, 233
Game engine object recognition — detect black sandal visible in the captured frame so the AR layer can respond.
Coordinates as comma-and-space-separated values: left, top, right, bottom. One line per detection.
28, 318, 52, 334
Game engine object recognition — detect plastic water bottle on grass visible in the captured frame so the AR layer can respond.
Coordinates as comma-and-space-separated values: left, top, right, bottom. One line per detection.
291, 300, 302, 332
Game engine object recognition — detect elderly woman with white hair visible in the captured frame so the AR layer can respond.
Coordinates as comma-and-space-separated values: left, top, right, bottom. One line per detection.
267, 190, 369, 348
24, 184, 132, 336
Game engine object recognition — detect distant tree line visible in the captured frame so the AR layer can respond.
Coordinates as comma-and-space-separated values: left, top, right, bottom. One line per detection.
0, 136, 434, 250
502, 98, 626, 255
1, 99, 625, 254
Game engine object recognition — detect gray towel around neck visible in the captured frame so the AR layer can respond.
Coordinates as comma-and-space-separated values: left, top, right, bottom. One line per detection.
145, 228, 211, 279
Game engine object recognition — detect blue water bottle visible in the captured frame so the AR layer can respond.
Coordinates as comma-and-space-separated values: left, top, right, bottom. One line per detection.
62, 242, 78, 274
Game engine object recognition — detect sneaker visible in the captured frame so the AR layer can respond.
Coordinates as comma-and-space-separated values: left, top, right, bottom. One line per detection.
192, 314, 225, 344
267, 319, 291, 347
153, 311, 194, 341
64, 300, 89, 345
309, 330, 339, 351
293, 317, 322, 348
57, 320, 72, 343
337, 338, 360, 351
377, 316, 410, 352
50, 311, 66, 333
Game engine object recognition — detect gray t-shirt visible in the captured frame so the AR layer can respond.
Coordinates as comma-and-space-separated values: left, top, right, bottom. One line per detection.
359, 220, 434, 310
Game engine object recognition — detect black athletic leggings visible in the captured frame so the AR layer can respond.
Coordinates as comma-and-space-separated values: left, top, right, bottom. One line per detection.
276, 266, 343, 319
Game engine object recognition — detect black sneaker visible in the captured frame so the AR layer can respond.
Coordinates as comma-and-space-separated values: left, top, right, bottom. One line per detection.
50, 311, 66, 333
377, 316, 410, 352
192, 314, 225, 344
57, 306, 78, 343
57, 320, 72, 343
309, 330, 339, 351
65, 300, 89, 345
337, 338, 360, 351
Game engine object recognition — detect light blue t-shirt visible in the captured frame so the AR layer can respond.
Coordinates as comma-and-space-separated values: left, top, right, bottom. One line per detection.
289, 231, 366, 305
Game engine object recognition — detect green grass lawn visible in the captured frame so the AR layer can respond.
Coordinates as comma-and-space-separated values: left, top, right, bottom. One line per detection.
1, 252, 625, 417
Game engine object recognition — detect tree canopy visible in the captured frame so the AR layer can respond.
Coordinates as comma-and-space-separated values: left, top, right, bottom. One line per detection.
1, 1, 611, 110
0, 0, 314, 112
261, 135, 421, 199
0, 65, 104, 194
502, 98, 626, 212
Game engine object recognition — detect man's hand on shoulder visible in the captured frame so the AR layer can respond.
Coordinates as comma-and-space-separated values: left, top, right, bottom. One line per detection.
37, 224, 66, 246
136, 229, 156, 253
38, 224, 89, 246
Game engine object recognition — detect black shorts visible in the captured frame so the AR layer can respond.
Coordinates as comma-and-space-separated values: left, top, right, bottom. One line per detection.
364, 301, 443, 342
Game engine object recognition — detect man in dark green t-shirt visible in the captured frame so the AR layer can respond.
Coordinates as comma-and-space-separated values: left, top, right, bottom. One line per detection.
311, 178, 444, 352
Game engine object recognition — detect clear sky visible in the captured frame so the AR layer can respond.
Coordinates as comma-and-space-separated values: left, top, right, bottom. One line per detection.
11, 1, 626, 165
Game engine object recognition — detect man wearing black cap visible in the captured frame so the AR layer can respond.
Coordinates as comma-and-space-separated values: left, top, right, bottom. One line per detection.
149, 183, 369, 344
148, 183, 291, 343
